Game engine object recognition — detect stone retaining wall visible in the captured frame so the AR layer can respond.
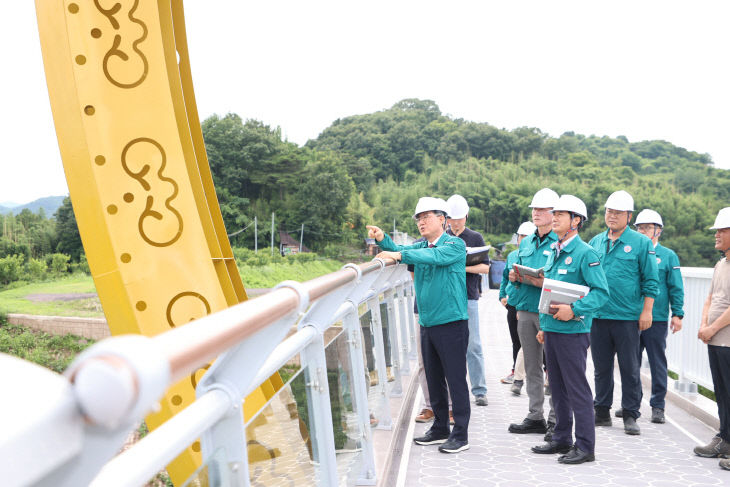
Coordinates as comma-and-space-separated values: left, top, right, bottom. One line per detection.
7, 314, 110, 340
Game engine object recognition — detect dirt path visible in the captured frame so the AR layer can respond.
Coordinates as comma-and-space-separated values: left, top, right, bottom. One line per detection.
24, 293, 98, 302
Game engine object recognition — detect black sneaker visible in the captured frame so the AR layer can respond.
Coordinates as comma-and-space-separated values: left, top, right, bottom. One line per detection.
651, 407, 665, 424
623, 416, 641, 435
595, 407, 612, 427
544, 422, 555, 442
438, 438, 469, 453
508, 418, 547, 434
414, 429, 449, 445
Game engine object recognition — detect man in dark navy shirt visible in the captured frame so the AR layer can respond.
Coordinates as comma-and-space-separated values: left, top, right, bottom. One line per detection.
447, 194, 491, 406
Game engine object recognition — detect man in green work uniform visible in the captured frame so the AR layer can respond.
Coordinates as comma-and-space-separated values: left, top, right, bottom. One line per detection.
614, 209, 684, 425
508, 188, 558, 439
529, 195, 609, 464
366, 196, 470, 454
589, 190, 659, 435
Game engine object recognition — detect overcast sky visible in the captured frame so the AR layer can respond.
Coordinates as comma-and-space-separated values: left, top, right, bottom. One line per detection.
2, 1, 728, 205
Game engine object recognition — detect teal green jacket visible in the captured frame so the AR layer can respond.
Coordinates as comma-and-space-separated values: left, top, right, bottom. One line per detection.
499, 250, 519, 305
379, 232, 467, 327
589, 228, 659, 321
511, 231, 558, 313
539, 235, 610, 333
653, 243, 685, 322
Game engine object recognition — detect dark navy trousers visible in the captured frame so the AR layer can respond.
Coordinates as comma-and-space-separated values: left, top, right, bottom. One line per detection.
544, 331, 595, 453
639, 321, 669, 409
708, 345, 730, 442
421, 319, 470, 442
590, 319, 643, 419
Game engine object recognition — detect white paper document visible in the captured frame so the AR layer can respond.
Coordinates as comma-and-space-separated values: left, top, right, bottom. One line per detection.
539, 278, 590, 318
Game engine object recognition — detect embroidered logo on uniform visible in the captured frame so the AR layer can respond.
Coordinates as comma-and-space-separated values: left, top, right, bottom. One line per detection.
648, 250, 656, 254
673, 266, 680, 269
565, 256, 572, 265
656, 257, 662, 264
550, 242, 557, 249
589, 262, 600, 267
624, 245, 632, 253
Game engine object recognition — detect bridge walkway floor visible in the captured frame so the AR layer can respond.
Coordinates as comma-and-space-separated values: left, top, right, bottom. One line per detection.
399, 290, 727, 487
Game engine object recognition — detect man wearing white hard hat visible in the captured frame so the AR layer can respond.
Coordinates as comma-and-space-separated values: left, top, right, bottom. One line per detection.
694, 207, 730, 470
508, 188, 558, 438
588, 190, 659, 436
529, 195, 609, 464
446, 194, 490, 407
499, 221, 537, 391
615, 209, 684, 425
367, 197, 471, 454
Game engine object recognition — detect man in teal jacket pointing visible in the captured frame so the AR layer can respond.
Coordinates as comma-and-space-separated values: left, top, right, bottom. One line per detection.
367, 196, 470, 454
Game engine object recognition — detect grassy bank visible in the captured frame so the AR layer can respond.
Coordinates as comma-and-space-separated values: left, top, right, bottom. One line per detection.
0, 321, 94, 373
0, 274, 101, 317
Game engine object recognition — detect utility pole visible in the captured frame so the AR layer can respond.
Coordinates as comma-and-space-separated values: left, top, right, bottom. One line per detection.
299, 223, 304, 253
254, 216, 258, 253
393, 218, 396, 234
270, 212, 275, 255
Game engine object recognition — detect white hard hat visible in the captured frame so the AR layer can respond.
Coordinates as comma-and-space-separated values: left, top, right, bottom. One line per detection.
413, 197, 449, 218
529, 188, 559, 208
516, 221, 537, 236
446, 194, 470, 219
710, 207, 730, 230
552, 195, 588, 220
634, 209, 663, 227
604, 190, 634, 212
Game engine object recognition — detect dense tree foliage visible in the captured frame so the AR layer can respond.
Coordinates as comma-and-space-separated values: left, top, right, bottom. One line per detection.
9, 99, 727, 268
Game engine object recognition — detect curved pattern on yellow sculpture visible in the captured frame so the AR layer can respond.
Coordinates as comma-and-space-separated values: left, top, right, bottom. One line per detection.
94, 0, 149, 88
35, 1, 276, 484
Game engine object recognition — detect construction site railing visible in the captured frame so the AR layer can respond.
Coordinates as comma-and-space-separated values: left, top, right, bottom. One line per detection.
2, 258, 417, 487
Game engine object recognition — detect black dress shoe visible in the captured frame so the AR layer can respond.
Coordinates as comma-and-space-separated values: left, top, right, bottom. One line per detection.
414, 429, 449, 445
508, 418, 547, 434
595, 407, 612, 426
531, 441, 572, 454
558, 446, 595, 464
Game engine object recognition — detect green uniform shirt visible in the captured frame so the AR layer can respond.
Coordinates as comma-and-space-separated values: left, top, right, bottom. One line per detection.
379, 232, 468, 327
589, 227, 659, 321
539, 235, 610, 334
652, 243, 685, 322
511, 230, 558, 313
499, 250, 519, 305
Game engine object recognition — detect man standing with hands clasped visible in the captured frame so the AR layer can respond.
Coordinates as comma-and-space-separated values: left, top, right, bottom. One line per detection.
367, 196, 471, 454
589, 190, 659, 436
614, 209, 684, 425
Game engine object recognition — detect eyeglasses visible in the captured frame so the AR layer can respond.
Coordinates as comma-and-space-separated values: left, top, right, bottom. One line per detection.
413, 213, 436, 223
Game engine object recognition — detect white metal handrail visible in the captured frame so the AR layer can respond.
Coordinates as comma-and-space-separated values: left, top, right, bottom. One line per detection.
2, 257, 416, 487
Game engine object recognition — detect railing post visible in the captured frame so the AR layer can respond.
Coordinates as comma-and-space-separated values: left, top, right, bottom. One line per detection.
343, 309, 377, 485
406, 283, 418, 360
301, 332, 339, 487
367, 296, 393, 429
395, 282, 410, 376
384, 288, 403, 396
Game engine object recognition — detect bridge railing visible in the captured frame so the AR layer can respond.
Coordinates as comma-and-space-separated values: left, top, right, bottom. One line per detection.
666, 267, 715, 393
2, 258, 416, 487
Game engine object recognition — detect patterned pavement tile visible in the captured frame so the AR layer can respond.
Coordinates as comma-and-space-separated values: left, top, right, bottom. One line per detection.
401, 290, 729, 486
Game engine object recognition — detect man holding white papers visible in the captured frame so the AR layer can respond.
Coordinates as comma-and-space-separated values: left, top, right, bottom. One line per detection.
589, 191, 659, 436
508, 188, 558, 437
447, 194, 490, 407
530, 195, 609, 464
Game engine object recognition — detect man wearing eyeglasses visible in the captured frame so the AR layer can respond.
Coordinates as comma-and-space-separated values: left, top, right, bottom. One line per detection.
589, 191, 659, 436
367, 196, 470, 454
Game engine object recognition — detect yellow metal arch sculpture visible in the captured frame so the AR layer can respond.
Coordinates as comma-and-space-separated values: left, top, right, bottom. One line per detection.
35, 1, 280, 483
